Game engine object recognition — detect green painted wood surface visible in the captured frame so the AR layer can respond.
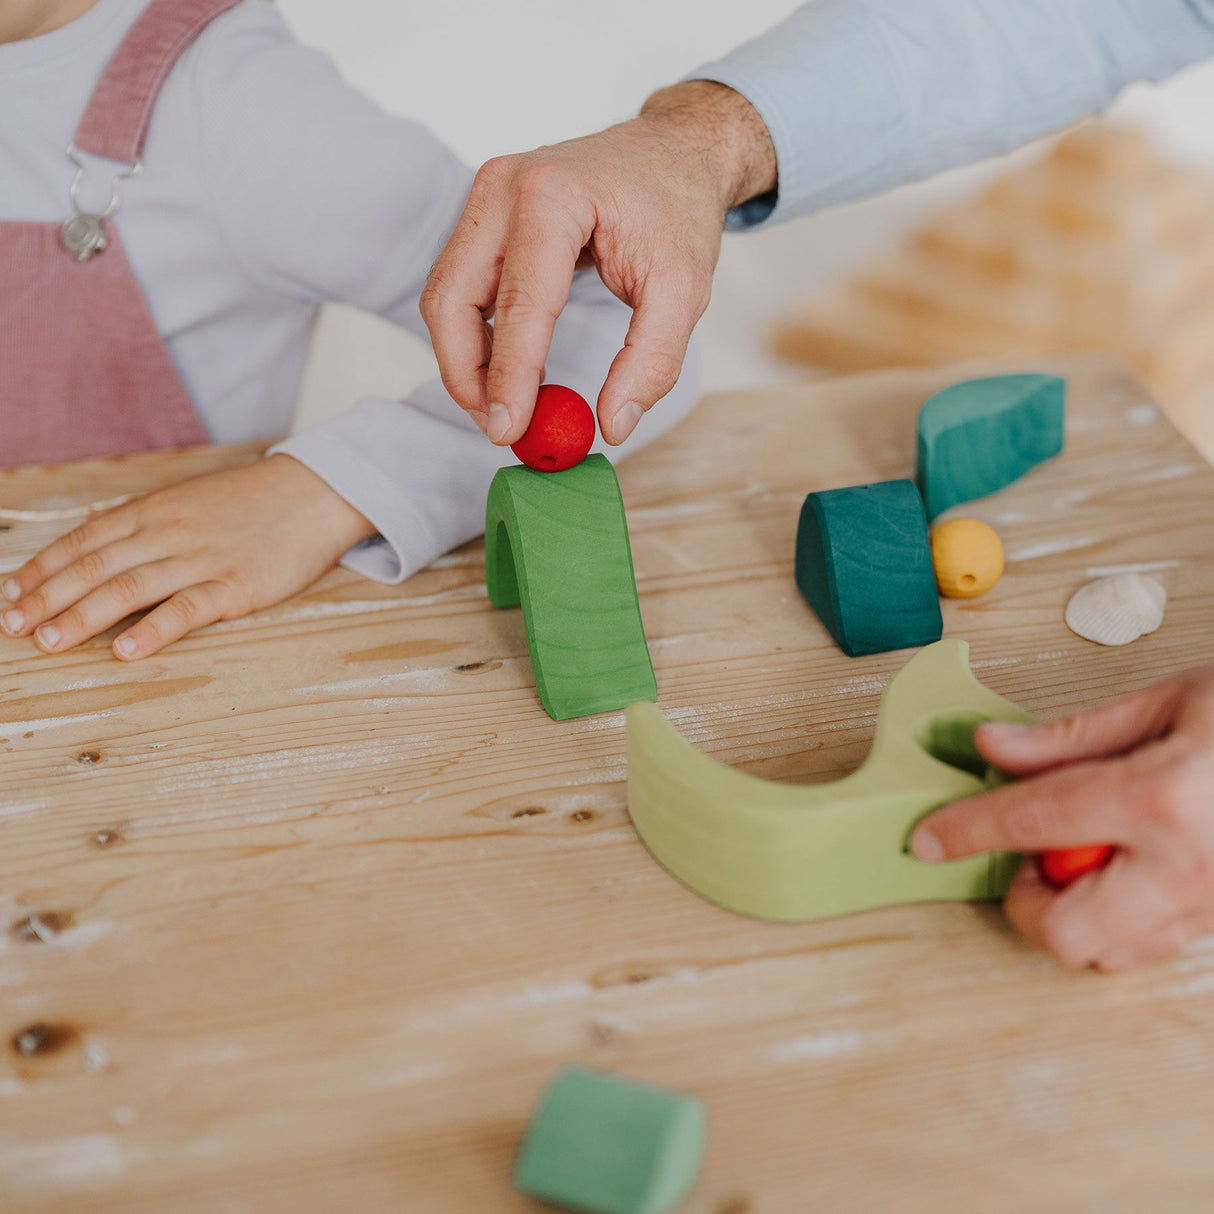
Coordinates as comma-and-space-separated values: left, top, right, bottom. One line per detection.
625, 640, 1034, 922
513, 1067, 706, 1214
794, 479, 942, 657
916, 373, 1066, 519
485, 454, 656, 721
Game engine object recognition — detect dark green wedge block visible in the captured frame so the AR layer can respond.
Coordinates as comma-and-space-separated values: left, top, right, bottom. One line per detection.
795, 479, 942, 657
917, 373, 1065, 519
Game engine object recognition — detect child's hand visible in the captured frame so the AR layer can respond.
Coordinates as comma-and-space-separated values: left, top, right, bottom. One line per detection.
911, 672, 1214, 971
1, 456, 374, 659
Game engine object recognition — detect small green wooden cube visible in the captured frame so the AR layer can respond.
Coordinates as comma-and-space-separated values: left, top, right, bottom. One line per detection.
513, 1067, 707, 1214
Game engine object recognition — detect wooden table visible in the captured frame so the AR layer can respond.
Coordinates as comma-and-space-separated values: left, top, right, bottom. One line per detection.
2, 354, 1213, 1214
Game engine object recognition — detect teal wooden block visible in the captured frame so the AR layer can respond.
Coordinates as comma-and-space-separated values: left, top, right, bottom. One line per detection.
485, 454, 657, 721
917, 373, 1065, 519
795, 479, 942, 657
514, 1067, 707, 1214
626, 639, 1031, 923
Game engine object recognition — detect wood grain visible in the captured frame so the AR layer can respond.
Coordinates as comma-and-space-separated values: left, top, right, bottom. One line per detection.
2, 355, 1214, 1213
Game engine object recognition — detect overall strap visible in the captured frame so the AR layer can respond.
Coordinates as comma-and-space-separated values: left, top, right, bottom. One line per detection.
74, 0, 243, 165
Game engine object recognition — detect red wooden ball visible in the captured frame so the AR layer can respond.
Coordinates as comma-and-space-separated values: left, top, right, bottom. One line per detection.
1040, 844, 1115, 888
510, 385, 596, 473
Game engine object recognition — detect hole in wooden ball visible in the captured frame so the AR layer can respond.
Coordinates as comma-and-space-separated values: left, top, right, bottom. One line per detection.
538, 454, 557, 468
960, 574, 977, 588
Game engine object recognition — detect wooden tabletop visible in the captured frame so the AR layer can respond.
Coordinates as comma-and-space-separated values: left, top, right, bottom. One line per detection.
3, 354, 1213, 1214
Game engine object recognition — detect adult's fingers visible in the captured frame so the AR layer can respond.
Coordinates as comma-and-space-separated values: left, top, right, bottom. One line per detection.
1007, 857, 1199, 971
1001, 859, 1062, 954
1010, 854, 1174, 969
482, 198, 587, 445
420, 164, 513, 424
976, 678, 1187, 776
113, 580, 230, 659
1094, 913, 1207, 973
31, 559, 188, 653
2, 506, 138, 606
910, 756, 1141, 862
597, 265, 710, 445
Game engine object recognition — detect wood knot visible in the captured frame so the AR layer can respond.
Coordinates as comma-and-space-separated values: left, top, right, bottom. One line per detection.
455, 659, 502, 674
11, 1023, 75, 1058
717, 1199, 753, 1214
571, 809, 596, 823
76, 750, 102, 766
11, 912, 72, 942
89, 827, 122, 849
587, 1021, 618, 1047
511, 806, 546, 818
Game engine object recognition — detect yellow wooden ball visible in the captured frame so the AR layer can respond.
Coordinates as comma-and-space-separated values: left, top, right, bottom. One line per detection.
930, 518, 1004, 600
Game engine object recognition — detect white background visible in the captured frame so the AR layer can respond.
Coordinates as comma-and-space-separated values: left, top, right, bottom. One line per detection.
276, 0, 1214, 429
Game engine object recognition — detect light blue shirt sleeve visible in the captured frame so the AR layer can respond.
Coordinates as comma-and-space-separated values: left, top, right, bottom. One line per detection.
689, 0, 1214, 228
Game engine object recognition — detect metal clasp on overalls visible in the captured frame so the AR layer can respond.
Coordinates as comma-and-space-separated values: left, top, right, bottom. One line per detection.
61, 144, 142, 262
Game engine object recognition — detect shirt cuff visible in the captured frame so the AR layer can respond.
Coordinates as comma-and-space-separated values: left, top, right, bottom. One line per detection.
684, 60, 806, 232
269, 394, 511, 584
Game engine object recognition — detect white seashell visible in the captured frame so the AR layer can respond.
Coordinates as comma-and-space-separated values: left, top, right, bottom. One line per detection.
1065, 574, 1167, 646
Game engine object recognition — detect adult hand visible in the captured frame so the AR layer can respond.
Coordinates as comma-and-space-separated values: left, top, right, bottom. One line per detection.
912, 679, 1214, 971
421, 80, 777, 447
911, 672, 1214, 971
0, 455, 374, 659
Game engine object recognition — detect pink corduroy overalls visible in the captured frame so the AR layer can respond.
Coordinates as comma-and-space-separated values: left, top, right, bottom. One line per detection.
0, 0, 242, 469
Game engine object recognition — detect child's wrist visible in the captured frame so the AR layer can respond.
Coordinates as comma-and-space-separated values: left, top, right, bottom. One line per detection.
263, 454, 377, 555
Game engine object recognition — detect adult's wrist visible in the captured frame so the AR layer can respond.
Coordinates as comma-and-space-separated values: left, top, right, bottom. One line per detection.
638, 80, 777, 213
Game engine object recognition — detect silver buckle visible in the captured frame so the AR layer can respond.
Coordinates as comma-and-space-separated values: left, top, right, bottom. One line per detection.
61, 143, 142, 262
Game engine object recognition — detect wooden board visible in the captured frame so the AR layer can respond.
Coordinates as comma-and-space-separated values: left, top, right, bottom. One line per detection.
2, 354, 1214, 1213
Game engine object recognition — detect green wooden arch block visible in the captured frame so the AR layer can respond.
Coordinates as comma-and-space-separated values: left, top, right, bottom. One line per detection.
625, 639, 1034, 922
917, 373, 1066, 520
514, 1066, 707, 1214
795, 479, 942, 657
486, 454, 656, 721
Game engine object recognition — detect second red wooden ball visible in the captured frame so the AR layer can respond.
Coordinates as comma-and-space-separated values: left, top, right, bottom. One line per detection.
1040, 844, 1115, 888
511, 385, 596, 473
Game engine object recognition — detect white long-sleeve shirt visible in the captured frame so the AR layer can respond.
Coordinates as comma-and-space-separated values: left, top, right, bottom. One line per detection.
0, 0, 699, 581
694, 0, 1214, 229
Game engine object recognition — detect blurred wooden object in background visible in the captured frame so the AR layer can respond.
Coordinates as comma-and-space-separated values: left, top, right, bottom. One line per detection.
773, 124, 1214, 461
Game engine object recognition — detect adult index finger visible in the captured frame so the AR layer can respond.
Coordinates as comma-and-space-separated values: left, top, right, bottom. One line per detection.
910, 757, 1141, 862
420, 171, 513, 424
482, 192, 587, 446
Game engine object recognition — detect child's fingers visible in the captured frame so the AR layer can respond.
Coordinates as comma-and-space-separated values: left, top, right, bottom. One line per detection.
30, 559, 190, 653
113, 581, 230, 659
5, 506, 138, 599
4, 537, 169, 636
